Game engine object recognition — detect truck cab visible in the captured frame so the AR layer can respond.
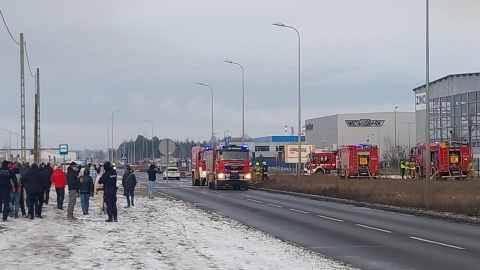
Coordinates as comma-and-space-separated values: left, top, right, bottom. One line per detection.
205, 144, 251, 190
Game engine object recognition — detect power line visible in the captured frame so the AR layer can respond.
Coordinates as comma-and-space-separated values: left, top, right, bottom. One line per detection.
0, 8, 20, 45
24, 41, 36, 78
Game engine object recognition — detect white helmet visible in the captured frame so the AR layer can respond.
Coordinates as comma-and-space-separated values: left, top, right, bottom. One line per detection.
262, 161, 266, 165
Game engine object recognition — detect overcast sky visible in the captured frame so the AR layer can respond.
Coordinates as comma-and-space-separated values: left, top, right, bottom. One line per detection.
1, 0, 480, 150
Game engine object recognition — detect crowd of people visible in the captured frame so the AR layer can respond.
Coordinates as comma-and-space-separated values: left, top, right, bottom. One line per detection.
0, 160, 138, 223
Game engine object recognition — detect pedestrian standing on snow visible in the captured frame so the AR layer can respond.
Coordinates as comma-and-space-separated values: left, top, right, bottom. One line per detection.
0, 160, 18, 221
16, 162, 27, 216
99, 162, 118, 222
66, 162, 80, 220
94, 165, 106, 215
147, 164, 159, 199
9, 163, 22, 218
89, 165, 98, 185
79, 168, 94, 215
23, 163, 44, 219
122, 166, 137, 208
42, 162, 54, 205
50, 166, 67, 210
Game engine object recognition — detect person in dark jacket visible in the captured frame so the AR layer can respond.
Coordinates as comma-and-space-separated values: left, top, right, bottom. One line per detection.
122, 166, 137, 208
42, 163, 54, 205
99, 161, 118, 222
0, 160, 19, 221
16, 162, 27, 216
23, 163, 44, 219
66, 162, 80, 220
147, 164, 160, 199
79, 168, 94, 215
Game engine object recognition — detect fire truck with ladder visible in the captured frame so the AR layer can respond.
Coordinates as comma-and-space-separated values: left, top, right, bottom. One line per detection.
305, 150, 338, 174
411, 141, 470, 179
205, 144, 251, 190
337, 144, 379, 178
191, 146, 207, 186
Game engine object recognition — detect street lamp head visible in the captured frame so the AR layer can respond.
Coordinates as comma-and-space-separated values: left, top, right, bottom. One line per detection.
395, 106, 398, 109
223, 60, 233, 64
196, 82, 205, 86
272, 22, 285, 27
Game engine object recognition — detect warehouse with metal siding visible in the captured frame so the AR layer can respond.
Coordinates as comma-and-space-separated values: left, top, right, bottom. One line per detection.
413, 72, 480, 154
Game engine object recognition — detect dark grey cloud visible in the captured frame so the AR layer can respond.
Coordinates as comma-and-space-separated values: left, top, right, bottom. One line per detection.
1, 0, 479, 150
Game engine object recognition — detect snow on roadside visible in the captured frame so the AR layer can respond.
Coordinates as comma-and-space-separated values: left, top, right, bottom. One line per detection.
0, 195, 356, 270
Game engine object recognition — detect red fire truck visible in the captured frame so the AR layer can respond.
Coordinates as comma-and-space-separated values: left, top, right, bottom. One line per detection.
191, 146, 207, 186
305, 150, 337, 174
411, 141, 470, 179
338, 144, 379, 178
205, 144, 251, 190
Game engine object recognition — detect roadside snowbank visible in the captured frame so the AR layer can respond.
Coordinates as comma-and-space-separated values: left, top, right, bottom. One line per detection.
0, 195, 355, 270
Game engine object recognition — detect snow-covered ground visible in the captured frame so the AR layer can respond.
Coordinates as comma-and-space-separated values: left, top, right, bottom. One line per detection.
0, 194, 356, 270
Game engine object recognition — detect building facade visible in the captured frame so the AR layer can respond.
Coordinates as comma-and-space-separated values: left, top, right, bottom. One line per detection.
305, 112, 415, 159
414, 73, 480, 154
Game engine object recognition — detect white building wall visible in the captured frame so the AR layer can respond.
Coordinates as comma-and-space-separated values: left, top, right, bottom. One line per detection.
306, 112, 415, 161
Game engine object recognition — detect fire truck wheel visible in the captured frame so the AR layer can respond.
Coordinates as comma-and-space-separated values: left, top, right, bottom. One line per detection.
208, 182, 214, 189
201, 179, 206, 186
315, 169, 325, 174
194, 179, 200, 186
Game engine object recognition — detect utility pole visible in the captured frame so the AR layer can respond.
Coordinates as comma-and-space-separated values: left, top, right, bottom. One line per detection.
34, 68, 41, 163
20, 33, 26, 163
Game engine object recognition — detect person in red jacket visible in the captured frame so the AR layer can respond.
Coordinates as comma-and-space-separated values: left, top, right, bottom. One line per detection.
51, 166, 67, 210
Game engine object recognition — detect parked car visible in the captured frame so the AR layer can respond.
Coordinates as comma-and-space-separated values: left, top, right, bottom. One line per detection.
163, 167, 180, 180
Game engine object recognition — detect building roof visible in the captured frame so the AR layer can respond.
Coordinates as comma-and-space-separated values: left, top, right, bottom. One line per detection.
251, 135, 305, 143
412, 72, 480, 92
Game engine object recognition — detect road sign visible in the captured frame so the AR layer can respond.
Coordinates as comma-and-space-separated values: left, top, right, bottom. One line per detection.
121, 153, 128, 160
59, 144, 68, 155
158, 139, 176, 155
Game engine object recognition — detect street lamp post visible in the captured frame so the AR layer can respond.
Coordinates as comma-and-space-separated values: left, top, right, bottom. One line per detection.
394, 106, 398, 161
145, 120, 154, 160
111, 109, 121, 161
273, 22, 302, 182
424, 0, 431, 208
223, 60, 245, 144
140, 124, 148, 161
403, 121, 416, 149
196, 83, 214, 145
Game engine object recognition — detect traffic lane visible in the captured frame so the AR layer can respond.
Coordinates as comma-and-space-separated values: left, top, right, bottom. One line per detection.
234, 189, 480, 252
135, 174, 480, 252
148, 183, 478, 270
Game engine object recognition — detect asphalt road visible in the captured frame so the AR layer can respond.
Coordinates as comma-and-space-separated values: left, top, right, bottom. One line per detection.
132, 172, 480, 270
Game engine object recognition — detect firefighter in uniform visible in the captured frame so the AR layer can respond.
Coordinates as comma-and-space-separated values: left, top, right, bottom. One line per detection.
261, 161, 269, 181
467, 160, 474, 179
404, 160, 411, 179
253, 162, 261, 183
409, 158, 416, 179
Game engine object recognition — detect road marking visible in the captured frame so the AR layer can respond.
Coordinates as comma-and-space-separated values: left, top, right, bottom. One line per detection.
409, 236, 465, 250
219, 192, 231, 196
267, 203, 283, 208
246, 199, 264, 204
355, 224, 393, 234
289, 209, 309, 214
317, 215, 344, 222
234, 196, 244, 199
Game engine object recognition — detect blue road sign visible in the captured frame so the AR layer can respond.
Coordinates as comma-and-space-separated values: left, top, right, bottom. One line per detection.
121, 153, 128, 160
59, 144, 68, 155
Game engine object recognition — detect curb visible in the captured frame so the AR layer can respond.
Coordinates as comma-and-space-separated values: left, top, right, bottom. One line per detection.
249, 186, 480, 226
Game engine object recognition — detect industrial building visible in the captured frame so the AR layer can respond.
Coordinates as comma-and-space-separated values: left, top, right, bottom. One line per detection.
413, 72, 480, 154
304, 112, 415, 159
0, 148, 78, 164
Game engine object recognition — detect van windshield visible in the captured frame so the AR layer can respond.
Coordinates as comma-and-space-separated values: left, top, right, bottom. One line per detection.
220, 150, 249, 161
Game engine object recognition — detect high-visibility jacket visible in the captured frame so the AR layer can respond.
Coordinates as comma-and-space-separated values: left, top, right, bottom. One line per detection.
400, 162, 406, 169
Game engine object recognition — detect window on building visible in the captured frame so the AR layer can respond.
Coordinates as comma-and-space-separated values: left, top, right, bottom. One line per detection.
276, 146, 284, 152
255, 146, 269, 152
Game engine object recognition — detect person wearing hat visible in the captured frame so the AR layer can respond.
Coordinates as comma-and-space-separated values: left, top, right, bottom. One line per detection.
261, 161, 269, 181
66, 162, 80, 220
99, 161, 118, 222
122, 166, 137, 208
